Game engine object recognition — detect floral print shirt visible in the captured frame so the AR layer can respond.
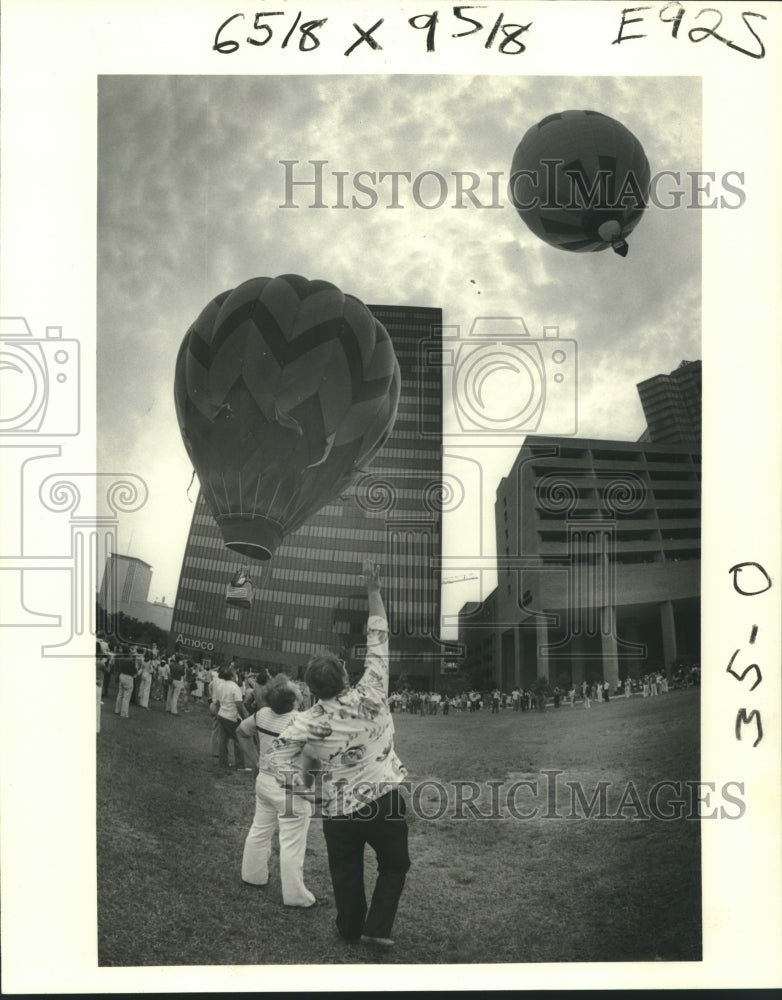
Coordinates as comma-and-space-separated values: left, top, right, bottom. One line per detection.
266, 615, 407, 816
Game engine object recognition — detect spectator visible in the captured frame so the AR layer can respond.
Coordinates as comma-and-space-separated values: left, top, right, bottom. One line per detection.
114, 646, 139, 719
212, 663, 250, 771
138, 653, 153, 710
166, 657, 186, 715
268, 558, 410, 948
238, 674, 317, 906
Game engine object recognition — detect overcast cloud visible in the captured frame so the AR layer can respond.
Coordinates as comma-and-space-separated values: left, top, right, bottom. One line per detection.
97, 74, 701, 618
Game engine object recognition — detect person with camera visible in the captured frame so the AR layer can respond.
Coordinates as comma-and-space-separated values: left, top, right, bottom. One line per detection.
267, 558, 410, 948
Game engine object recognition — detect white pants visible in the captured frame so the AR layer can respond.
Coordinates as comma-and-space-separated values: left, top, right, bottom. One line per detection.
139, 673, 152, 708
166, 679, 184, 714
241, 772, 314, 906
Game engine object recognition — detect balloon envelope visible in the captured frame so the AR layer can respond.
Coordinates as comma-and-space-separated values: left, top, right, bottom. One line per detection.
174, 274, 400, 560
510, 110, 651, 256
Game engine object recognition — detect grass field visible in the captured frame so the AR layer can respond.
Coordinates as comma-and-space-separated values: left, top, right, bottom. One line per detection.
97, 688, 701, 967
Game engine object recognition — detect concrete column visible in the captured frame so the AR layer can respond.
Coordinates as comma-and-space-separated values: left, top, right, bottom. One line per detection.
659, 599, 678, 673
536, 618, 550, 683
600, 608, 620, 690
571, 634, 587, 687
513, 625, 522, 687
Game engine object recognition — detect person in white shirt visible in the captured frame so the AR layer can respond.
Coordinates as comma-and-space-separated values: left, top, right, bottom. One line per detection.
211, 664, 249, 769
237, 675, 315, 907
138, 654, 154, 709
152, 658, 168, 702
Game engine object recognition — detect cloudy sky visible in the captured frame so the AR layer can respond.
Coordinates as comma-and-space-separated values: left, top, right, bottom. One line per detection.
97, 73, 701, 621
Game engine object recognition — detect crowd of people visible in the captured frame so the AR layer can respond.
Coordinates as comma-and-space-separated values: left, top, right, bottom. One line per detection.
95, 643, 312, 725
96, 560, 700, 951
388, 668, 698, 716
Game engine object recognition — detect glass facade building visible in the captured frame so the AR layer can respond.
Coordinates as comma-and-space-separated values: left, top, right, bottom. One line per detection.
169, 305, 449, 688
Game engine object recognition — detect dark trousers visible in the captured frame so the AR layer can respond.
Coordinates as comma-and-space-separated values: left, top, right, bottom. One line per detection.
217, 715, 242, 768
322, 789, 410, 941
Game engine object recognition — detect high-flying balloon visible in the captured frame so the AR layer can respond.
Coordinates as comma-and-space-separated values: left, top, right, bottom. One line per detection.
174, 274, 400, 560
510, 110, 651, 257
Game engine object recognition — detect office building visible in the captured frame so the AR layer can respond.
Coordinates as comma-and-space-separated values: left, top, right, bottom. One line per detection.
636, 359, 702, 444
458, 588, 500, 684
458, 361, 702, 691
169, 305, 447, 687
98, 553, 174, 631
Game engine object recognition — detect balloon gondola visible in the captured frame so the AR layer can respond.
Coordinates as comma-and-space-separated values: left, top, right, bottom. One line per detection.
225, 566, 254, 610
510, 110, 651, 257
174, 274, 400, 561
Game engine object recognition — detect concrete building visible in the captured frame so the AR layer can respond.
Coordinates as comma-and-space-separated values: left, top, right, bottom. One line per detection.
458, 588, 500, 686
98, 553, 174, 631
637, 359, 702, 444
458, 360, 702, 690
169, 305, 451, 688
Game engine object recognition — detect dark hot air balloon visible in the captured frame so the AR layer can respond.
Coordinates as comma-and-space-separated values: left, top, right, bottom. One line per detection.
510, 110, 650, 257
174, 274, 400, 560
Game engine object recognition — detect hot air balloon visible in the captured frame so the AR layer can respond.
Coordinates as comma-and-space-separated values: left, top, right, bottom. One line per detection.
510, 110, 650, 257
174, 274, 401, 560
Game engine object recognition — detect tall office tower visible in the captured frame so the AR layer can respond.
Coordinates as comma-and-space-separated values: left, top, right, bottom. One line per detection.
98, 553, 174, 632
170, 305, 445, 687
636, 359, 702, 444
99, 553, 153, 610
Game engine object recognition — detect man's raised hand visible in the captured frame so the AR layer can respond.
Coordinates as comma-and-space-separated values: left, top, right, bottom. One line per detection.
361, 558, 382, 593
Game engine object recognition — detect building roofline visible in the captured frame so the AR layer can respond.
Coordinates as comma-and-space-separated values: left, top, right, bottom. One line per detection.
520, 434, 700, 453
109, 553, 153, 569
366, 304, 440, 314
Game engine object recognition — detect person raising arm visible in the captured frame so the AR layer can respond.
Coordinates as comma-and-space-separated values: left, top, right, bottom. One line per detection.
266, 557, 410, 948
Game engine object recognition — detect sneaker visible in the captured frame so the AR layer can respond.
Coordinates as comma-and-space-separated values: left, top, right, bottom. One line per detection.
360, 935, 394, 948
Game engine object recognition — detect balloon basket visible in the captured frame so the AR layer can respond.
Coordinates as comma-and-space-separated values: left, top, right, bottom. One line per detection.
225, 581, 253, 610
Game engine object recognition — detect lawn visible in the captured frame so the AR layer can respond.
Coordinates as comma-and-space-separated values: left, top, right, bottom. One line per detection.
96, 688, 701, 967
